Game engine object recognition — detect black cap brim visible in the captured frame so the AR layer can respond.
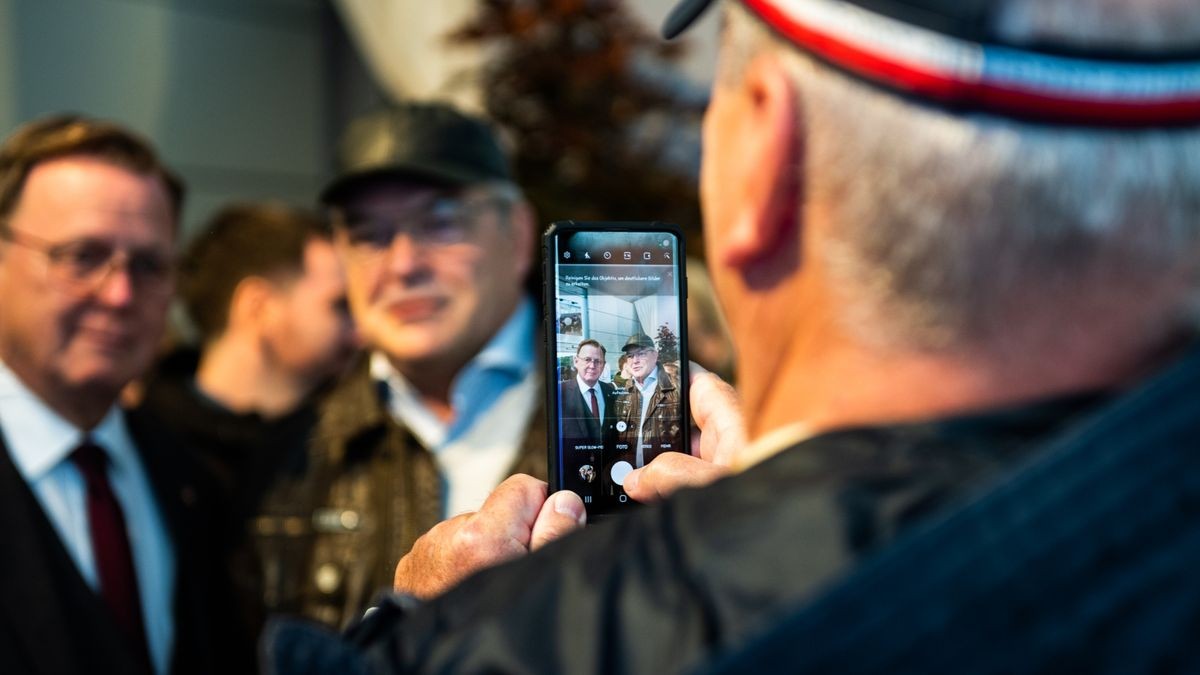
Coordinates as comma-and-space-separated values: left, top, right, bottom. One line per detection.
662, 0, 718, 39
320, 163, 483, 207
321, 102, 513, 207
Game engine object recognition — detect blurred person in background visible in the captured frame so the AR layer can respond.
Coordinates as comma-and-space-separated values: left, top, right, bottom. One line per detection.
136, 202, 358, 646
266, 0, 1200, 672
268, 100, 547, 629
0, 114, 240, 674
611, 352, 632, 389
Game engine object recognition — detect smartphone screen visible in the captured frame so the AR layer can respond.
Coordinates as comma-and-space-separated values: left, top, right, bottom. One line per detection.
544, 222, 689, 520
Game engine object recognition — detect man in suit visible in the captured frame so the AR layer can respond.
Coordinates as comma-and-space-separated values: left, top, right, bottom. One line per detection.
0, 115, 235, 674
557, 338, 616, 495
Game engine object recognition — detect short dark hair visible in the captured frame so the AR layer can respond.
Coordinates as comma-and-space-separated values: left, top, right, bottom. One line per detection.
179, 202, 329, 343
576, 338, 606, 356
0, 114, 184, 226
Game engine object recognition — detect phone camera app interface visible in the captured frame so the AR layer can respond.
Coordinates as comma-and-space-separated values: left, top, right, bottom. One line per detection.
553, 230, 684, 513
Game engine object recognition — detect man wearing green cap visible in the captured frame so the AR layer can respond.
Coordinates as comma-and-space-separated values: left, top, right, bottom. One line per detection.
259, 101, 548, 629
612, 332, 683, 470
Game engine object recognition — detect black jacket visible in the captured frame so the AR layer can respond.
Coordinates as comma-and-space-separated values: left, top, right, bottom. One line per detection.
702, 343, 1200, 674
263, 347, 1200, 674
0, 408, 241, 675
558, 378, 617, 446
137, 349, 319, 652
138, 349, 318, 523
557, 378, 617, 496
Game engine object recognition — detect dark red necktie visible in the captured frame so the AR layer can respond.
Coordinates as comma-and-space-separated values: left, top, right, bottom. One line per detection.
589, 388, 600, 419
72, 442, 153, 671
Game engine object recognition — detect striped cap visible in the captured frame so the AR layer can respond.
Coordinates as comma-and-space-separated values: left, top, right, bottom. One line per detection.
662, 0, 1200, 127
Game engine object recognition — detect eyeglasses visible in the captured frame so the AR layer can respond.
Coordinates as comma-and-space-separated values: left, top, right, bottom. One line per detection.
334, 195, 510, 254
576, 357, 604, 366
626, 349, 656, 360
0, 228, 174, 298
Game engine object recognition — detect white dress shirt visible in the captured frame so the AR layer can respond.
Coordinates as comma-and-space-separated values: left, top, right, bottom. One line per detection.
575, 375, 606, 423
633, 367, 659, 468
0, 361, 174, 675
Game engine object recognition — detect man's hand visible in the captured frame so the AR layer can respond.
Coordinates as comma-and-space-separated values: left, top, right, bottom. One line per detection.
393, 475, 586, 599
623, 365, 746, 502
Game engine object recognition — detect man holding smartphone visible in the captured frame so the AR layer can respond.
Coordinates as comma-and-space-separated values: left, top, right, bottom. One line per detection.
268, 0, 1200, 671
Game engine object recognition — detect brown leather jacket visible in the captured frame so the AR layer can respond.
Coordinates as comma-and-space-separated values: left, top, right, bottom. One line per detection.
612, 367, 683, 468
249, 357, 547, 629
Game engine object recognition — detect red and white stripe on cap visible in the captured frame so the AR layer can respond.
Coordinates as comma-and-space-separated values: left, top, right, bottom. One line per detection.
743, 0, 1200, 126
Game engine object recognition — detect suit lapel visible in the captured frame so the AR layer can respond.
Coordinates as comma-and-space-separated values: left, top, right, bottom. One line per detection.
580, 385, 602, 438
124, 409, 216, 675
561, 381, 596, 439
600, 381, 617, 427
0, 437, 142, 674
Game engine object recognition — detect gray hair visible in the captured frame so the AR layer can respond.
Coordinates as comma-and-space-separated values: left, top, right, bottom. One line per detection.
719, 1, 1200, 352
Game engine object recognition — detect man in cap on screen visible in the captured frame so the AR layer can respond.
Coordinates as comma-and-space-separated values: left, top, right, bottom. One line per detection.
612, 332, 683, 470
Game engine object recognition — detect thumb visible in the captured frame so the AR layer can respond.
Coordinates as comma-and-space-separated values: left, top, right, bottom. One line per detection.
530, 490, 587, 550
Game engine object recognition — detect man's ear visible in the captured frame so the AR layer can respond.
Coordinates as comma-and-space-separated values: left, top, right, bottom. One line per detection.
227, 276, 276, 333
719, 53, 802, 267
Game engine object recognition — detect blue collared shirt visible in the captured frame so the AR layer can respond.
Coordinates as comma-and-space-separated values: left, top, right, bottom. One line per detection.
373, 297, 539, 516
0, 361, 174, 675
375, 297, 536, 449
446, 296, 536, 442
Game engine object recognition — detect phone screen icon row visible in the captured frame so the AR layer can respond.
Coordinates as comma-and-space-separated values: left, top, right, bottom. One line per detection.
562, 251, 670, 261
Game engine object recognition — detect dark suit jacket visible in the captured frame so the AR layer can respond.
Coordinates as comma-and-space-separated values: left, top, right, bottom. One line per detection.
0, 409, 244, 675
558, 379, 617, 496
558, 378, 617, 447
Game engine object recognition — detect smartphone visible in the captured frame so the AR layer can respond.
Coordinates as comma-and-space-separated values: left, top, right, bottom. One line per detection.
543, 221, 690, 522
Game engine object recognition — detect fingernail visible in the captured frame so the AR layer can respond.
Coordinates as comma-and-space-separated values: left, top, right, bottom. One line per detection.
623, 469, 640, 493
554, 491, 586, 525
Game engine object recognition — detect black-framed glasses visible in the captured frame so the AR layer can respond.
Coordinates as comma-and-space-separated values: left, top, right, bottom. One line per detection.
333, 195, 510, 254
0, 228, 175, 298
